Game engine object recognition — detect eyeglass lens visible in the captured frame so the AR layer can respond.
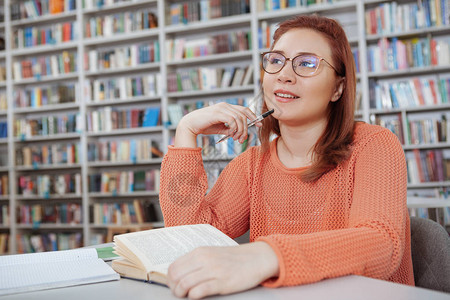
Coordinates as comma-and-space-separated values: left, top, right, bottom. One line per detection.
262, 52, 321, 77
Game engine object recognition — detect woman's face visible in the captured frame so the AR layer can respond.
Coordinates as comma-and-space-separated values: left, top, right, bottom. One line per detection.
262, 28, 343, 128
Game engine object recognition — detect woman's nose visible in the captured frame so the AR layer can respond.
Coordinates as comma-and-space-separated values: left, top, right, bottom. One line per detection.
277, 62, 296, 84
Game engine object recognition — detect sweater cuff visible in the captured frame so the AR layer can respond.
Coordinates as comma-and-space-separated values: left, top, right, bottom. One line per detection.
166, 145, 202, 155
256, 237, 286, 288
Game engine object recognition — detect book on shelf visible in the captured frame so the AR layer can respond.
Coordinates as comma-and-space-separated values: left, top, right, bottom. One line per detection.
0, 233, 8, 255
0, 204, 9, 227
0, 247, 119, 296
0, 175, 8, 196
111, 224, 238, 285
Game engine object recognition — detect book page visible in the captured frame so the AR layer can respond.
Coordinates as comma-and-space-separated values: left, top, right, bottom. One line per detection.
0, 248, 98, 266
118, 224, 238, 271
0, 257, 119, 296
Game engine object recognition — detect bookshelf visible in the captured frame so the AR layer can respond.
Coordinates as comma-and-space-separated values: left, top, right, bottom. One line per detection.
363, 0, 450, 226
0, 0, 448, 254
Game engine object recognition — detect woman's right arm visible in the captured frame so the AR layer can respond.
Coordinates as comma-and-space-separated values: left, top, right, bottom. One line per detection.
160, 102, 261, 237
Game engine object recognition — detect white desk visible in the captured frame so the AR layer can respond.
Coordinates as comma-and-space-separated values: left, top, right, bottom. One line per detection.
1, 275, 449, 300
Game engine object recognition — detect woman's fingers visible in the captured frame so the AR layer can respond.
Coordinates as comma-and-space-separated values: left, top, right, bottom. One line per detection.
171, 268, 217, 299
224, 105, 258, 143
182, 102, 260, 142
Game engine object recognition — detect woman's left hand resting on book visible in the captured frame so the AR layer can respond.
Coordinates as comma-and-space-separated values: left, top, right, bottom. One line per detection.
167, 241, 279, 299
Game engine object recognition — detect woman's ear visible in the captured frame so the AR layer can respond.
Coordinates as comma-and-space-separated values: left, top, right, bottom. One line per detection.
331, 77, 345, 102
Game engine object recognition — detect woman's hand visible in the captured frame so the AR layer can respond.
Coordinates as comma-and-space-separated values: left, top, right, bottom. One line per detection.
167, 242, 279, 299
174, 102, 260, 148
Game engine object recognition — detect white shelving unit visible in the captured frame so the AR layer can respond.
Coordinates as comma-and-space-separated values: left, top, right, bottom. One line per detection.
0, 0, 448, 254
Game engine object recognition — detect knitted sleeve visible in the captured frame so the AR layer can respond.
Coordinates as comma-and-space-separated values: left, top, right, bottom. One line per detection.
159, 145, 252, 238
258, 129, 409, 287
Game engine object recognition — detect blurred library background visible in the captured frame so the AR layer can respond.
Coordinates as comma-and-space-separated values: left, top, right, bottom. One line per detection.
0, 0, 448, 254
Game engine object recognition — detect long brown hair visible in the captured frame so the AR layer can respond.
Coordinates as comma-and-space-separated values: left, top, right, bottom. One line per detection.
259, 14, 356, 182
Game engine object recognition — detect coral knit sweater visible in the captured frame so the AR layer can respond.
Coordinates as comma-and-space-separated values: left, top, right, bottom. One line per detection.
159, 122, 415, 287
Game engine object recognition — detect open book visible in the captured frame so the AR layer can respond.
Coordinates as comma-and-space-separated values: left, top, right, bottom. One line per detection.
0, 247, 119, 296
111, 224, 238, 285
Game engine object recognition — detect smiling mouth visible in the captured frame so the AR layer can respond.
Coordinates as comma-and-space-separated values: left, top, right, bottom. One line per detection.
274, 92, 299, 99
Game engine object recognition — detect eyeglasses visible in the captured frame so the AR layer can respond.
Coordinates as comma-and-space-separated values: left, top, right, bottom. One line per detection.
261, 51, 340, 77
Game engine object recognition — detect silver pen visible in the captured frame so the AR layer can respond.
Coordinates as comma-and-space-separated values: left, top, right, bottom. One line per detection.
216, 109, 275, 144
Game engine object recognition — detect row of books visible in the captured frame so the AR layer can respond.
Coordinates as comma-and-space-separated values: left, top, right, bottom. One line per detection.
168, 0, 250, 26
11, 0, 77, 21
0, 176, 8, 196
167, 65, 253, 93
85, 74, 162, 102
16, 232, 83, 254
85, 9, 158, 38
407, 149, 449, 183
83, 0, 133, 10
85, 41, 160, 72
14, 83, 76, 109
409, 208, 450, 227
367, 36, 450, 73
201, 162, 225, 190
0, 205, 9, 226
259, 20, 278, 49
365, 0, 449, 36
14, 114, 81, 138
13, 21, 77, 49
88, 169, 160, 193
376, 116, 407, 144
0, 234, 7, 255
87, 139, 163, 163
86, 106, 160, 132
200, 130, 258, 158
369, 76, 449, 110
13, 51, 77, 81
166, 31, 251, 61
16, 143, 80, 167
17, 203, 82, 225
408, 116, 448, 145
258, 0, 296, 11
17, 173, 82, 197
167, 96, 253, 126
91, 200, 158, 225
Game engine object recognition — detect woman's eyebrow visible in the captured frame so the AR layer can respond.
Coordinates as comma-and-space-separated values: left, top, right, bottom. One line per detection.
271, 50, 318, 57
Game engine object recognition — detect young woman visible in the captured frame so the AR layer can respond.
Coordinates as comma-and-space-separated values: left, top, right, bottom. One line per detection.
159, 15, 414, 299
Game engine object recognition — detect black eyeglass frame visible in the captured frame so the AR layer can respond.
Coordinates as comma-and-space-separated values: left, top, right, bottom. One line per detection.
261, 51, 342, 77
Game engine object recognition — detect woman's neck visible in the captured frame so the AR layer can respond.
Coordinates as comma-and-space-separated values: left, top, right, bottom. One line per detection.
276, 122, 325, 168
